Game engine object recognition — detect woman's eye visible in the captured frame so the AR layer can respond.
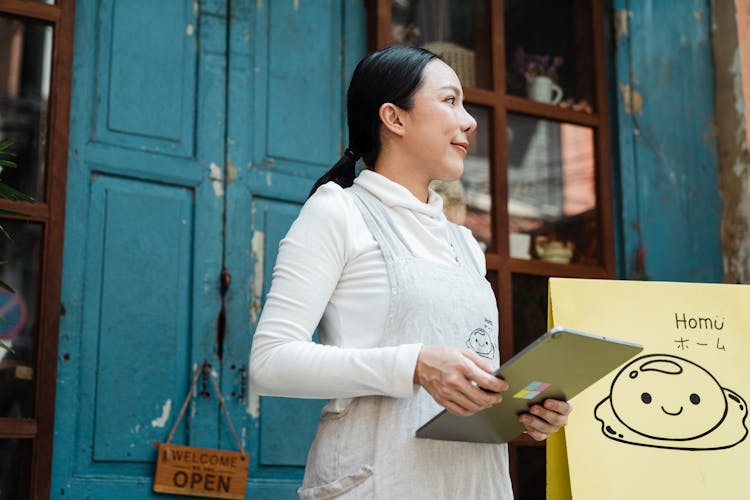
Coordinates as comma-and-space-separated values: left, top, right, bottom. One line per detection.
446, 96, 456, 105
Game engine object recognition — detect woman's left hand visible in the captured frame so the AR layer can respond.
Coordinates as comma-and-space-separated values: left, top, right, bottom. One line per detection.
518, 399, 572, 441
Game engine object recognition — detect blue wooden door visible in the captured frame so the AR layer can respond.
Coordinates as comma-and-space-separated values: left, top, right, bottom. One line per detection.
53, 0, 365, 498
220, 2, 365, 497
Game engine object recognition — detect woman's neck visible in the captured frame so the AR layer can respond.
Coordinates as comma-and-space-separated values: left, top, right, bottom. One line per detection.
373, 149, 431, 203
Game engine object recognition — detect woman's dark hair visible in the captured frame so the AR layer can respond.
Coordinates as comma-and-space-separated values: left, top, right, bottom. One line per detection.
308, 45, 439, 197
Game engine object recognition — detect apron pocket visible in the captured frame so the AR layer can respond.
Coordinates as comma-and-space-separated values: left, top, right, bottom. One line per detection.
298, 464, 374, 500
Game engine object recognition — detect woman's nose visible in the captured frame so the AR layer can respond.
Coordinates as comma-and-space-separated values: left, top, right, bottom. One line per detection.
461, 107, 477, 134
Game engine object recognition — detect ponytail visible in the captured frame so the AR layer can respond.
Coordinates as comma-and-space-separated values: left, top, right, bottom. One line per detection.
308, 46, 438, 199
308, 148, 362, 198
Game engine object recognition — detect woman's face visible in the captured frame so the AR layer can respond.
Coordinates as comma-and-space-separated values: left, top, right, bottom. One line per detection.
400, 59, 477, 183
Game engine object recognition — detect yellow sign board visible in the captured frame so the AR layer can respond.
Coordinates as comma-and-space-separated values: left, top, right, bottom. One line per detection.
546, 278, 750, 499
153, 443, 249, 499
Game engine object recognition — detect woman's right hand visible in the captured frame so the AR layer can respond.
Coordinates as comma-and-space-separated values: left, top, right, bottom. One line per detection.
413, 346, 509, 416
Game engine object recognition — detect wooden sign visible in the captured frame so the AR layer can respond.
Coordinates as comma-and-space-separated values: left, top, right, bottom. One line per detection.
154, 443, 249, 499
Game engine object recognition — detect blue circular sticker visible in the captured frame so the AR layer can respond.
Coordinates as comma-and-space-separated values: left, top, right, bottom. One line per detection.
0, 288, 27, 340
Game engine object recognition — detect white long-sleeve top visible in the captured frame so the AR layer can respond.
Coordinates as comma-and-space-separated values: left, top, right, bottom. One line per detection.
248, 169, 485, 400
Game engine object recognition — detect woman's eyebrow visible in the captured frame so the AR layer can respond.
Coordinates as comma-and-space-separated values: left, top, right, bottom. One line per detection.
438, 84, 463, 96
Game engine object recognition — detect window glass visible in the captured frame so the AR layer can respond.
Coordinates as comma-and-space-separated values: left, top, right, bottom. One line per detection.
0, 438, 31, 500
0, 15, 53, 201
505, 0, 594, 113
0, 220, 43, 418
507, 113, 599, 265
516, 444, 546, 499
392, 0, 492, 89
511, 273, 548, 353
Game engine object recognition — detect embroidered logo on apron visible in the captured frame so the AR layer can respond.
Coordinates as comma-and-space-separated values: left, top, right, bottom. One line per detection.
466, 318, 496, 359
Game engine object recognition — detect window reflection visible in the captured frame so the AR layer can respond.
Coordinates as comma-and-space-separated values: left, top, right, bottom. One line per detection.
391, 0, 492, 89
0, 220, 42, 418
0, 15, 53, 201
512, 273, 548, 353
507, 114, 598, 264
0, 438, 31, 500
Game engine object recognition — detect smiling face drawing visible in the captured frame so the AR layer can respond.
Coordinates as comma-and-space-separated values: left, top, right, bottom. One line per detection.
595, 353, 748, 450
610, 355, 727, 440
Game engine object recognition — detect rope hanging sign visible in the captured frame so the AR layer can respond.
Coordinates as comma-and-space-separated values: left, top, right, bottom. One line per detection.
153, 362, 249, 499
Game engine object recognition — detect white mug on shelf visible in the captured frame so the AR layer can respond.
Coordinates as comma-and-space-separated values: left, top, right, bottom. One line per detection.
527, 76, 563, 105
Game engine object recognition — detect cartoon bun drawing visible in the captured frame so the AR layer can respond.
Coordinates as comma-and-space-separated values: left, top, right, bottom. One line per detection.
595, 354, 748, 450
465, 327, 495, 359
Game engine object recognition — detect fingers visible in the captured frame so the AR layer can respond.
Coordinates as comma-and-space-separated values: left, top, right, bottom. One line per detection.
518, 399, 573, 441
461, 350, 508, 393
415, 346, 508, 416
438, 371, 502, 414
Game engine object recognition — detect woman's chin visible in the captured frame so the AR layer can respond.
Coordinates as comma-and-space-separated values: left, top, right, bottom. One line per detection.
434, 162, 464, 183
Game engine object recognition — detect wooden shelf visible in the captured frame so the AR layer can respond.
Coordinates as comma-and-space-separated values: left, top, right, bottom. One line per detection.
0, 0, 60, 22
0, 418, 38, 439
505, 95, 600, 127
485, 253, 609, 279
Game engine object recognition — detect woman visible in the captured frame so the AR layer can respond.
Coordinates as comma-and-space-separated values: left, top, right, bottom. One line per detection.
249, 45, 571, 499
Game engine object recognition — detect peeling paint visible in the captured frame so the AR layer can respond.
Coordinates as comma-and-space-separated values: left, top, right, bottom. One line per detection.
151, 399, 172, 428
209, 162, 224, 197
730, 49, 747, 148
132, 423, 141, 433
265, 172, 272, 186
619, 83, 643, 115
251, 231, 265, 324
711, 0, 750, 283
256, 0, 262, 9
294, 0, 299, 11
186, 24, 195, 36
246, 385, 260, 419
227, 161, 239, 185
193, 0, 198, 17
694, 9, 703, 22
614, 10, 630, 42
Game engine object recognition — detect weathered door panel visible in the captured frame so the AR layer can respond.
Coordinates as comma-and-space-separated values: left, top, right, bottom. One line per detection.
53, 0, 226, 496
612, 0, 722, 281
221, 1, 367, 496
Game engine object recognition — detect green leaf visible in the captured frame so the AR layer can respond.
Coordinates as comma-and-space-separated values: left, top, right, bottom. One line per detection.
0, 224, 11, 241
0, 160, 17, 168
0, 183, 34, 202
0, 340, 14, 354
0, 277, 14, 293
0, 140, 13, 153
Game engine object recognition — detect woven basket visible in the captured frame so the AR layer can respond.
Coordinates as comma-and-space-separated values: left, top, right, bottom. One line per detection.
422, 41, 476, 87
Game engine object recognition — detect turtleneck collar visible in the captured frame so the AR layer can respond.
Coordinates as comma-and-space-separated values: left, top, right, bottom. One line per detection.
352, 169, 445, 219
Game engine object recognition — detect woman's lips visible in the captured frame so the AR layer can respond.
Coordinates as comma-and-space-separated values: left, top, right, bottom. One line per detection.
452, 143, 468, 155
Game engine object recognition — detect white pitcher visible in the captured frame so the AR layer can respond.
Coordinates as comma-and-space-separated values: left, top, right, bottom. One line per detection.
527, 76, 563, 105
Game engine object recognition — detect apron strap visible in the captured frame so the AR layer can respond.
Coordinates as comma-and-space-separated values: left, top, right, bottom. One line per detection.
348, 184, 414, 262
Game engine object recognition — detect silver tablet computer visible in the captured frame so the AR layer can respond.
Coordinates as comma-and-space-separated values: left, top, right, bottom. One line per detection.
415, 326, 643, 443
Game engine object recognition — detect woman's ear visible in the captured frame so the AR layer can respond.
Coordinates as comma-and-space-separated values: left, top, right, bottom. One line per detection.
379, 102, 407, 137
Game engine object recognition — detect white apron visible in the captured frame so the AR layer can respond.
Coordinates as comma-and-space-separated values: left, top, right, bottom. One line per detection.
298, 185, 514, 499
